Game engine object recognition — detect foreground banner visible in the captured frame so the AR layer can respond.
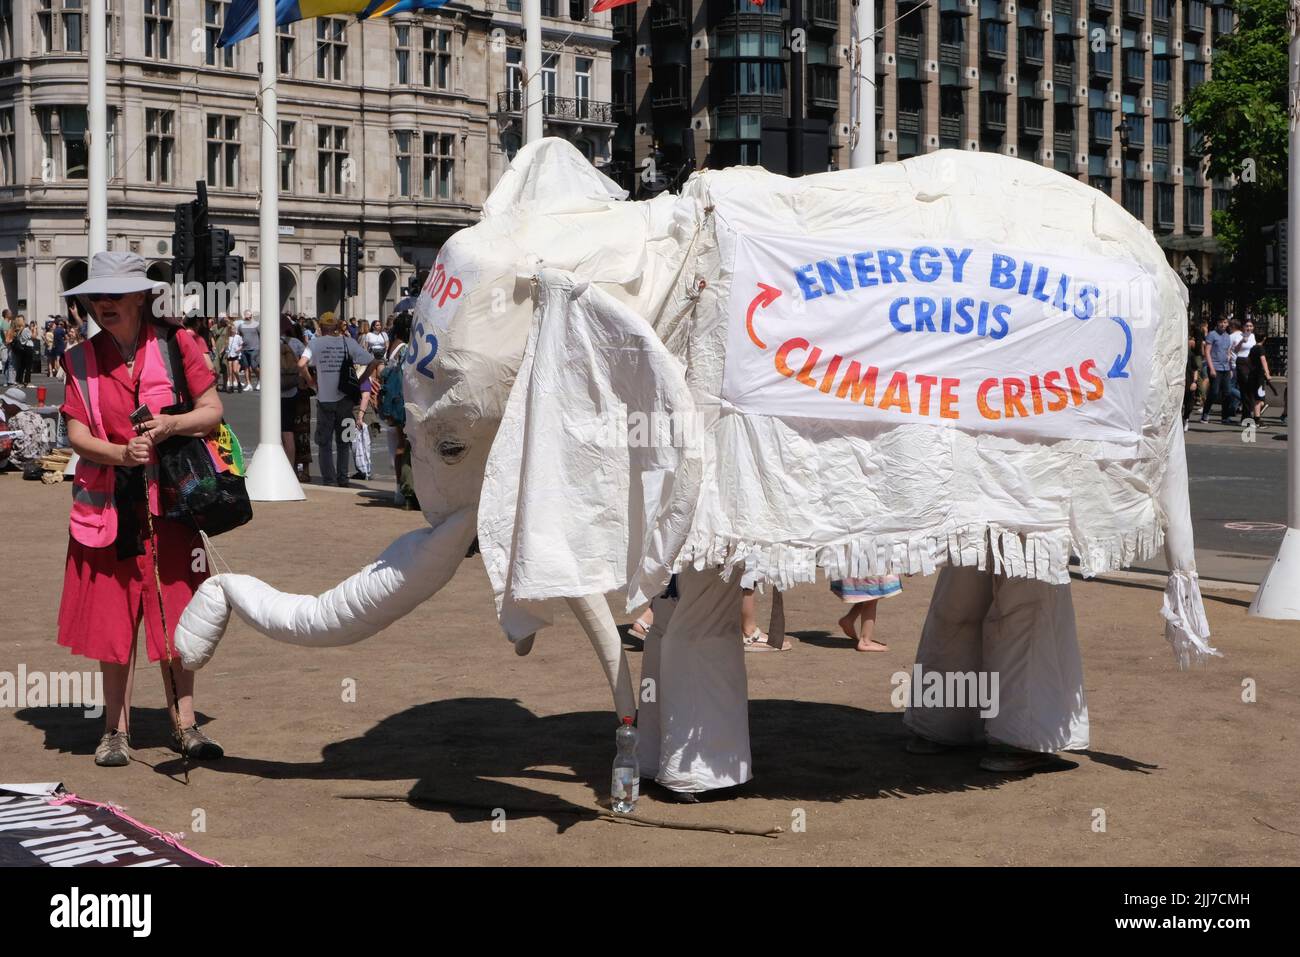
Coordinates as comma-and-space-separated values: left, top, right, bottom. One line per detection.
0, 784, 219, 867
722, 233, 1159, 446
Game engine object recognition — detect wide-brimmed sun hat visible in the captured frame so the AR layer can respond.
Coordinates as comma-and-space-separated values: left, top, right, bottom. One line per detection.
1, 386, 30, 411
62, 252, 168, 298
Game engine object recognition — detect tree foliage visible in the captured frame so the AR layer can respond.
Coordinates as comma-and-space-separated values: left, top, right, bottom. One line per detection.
1180, 0, 1288, 287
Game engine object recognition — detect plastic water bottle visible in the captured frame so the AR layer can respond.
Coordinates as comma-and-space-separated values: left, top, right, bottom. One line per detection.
611, 716, 639, 814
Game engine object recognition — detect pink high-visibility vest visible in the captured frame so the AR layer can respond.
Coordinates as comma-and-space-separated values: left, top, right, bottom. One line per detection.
63, 324, 183, 548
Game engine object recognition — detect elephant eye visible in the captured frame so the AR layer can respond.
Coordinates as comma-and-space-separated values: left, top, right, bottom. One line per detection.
438, 439, 467, 463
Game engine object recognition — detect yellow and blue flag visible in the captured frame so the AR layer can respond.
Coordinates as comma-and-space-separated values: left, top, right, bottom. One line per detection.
218, 0, 451, 48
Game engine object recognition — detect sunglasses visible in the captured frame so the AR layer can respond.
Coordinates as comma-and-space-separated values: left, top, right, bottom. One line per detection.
85, 293, 126, 302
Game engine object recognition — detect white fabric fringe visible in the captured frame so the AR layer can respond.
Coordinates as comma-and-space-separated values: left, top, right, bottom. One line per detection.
677, 517, 1165, 592
1160, 568, 1220, 669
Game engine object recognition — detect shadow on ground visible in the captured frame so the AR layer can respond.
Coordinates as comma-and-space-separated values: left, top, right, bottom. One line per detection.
16, 697, 1158, 834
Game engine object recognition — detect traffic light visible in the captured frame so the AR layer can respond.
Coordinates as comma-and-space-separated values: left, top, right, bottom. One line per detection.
212, 256, 245, 286
345, 236, 362, 297
208, 228, 234, 260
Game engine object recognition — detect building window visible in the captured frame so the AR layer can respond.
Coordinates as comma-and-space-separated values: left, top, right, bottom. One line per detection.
541, 0, 558, 15
61, 0, 83, 52
422, 27, 451, 89
38, 0, 87, 53
542, 53, 558, 112
205, 1, 234, 67
395, 25, 411, 84
145, 0, 172, 60
422, 131, 454, 200
0, 108, 14, 185
317, 124, 348, 195
506, 47, 522, 93
575, 56, 592, 117
206, 114, 240, 189
0, 0, 12, 61
316, 17, 346, 82
280, 120, 295, 193
278, 22, 294, 75
395, 130, 414, 197
39, 107, 105, 181
146, 109, 174, 185
1185, 186, 1204, 230
1123, 179, 1144, 219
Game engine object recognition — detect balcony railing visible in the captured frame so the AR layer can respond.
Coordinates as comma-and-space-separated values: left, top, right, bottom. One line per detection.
940, 114, 964, 140
809, 0, 839, 27
1054, 129, 1076, 153
650, 1, 688, 31
1054, 62, 1075, 85
497, 91, 615, 123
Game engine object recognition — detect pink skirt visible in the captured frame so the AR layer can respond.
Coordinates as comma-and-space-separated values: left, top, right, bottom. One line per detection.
57, 510, 209, 665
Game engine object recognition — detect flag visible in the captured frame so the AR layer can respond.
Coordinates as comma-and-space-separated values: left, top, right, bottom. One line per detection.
592, 0, 637, 11
218, 0, 450, 48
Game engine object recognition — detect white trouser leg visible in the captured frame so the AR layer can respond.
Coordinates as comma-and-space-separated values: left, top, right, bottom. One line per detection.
655, 567, 750, 793
983, 576, 1089, 752
904, 565, 994, 746
635, 592, 675, 778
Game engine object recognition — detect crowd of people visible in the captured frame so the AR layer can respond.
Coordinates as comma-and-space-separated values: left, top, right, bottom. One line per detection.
185, 308, 418, 508
1, 308, 81, 386
1186, 313, 1282, 428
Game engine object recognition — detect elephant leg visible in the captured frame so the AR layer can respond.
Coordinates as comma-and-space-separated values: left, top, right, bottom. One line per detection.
982, 576, 1089, 753
904, 565, 994, 746
565, 594, 637, 724
655, 566, 750, 794
634, 591, 677, 778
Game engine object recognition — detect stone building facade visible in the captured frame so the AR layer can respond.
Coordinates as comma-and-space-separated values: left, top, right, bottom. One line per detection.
0, 1, 615, 326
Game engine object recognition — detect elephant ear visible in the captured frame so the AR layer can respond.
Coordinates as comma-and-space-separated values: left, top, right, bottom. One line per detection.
479, 269, 703, 640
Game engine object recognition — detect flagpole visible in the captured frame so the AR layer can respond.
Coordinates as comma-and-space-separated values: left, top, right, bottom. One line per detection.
849, 0, 875, 170
242, 0, 305, 502
1249, 15, 1300, 618
523, 0, 544, 143
86, 0, 106, 336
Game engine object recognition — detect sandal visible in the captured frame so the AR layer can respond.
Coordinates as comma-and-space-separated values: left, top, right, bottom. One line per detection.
742, 628, 793, 652
628, 614, 653, 640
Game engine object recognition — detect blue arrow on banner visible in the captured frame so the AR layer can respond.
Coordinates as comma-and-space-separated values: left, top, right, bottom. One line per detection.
1106, 315, 1133, 379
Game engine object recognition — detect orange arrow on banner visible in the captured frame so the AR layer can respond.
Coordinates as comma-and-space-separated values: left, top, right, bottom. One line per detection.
746, 283, 783, 349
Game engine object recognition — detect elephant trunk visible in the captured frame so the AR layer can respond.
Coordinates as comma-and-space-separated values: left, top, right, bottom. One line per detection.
175, 509, 478, 670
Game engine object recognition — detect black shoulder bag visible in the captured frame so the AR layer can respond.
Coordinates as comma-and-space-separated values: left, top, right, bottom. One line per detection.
154, 328, 254, 537
338, 340, 362, 403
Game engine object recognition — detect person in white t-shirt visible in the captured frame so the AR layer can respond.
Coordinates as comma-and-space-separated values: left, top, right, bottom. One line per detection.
298, 312, 380, 487
224, 329, 244, 393
362, 321, 388, 360
1232, 319, 1257, 424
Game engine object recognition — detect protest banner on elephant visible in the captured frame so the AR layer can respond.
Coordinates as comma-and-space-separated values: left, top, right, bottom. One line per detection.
722, 233, 1159, 446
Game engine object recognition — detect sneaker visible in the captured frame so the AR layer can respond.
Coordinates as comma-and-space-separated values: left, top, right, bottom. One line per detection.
1183, 419, 1190, 432
1200, 415, 1208, 423
94, 729, 131, 767
351, 470, 368, 480
242, 384, 252, 392
254, 383, 261, 392
170, 724, 224, 760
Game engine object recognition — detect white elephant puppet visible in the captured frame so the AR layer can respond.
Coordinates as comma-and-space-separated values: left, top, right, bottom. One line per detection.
176, 139, 1215, 796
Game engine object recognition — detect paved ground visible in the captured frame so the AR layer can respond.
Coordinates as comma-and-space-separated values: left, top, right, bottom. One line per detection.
2, 476, 1298, 866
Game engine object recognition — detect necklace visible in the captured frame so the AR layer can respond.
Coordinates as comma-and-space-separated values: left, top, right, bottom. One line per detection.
111, 330, 139, 366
